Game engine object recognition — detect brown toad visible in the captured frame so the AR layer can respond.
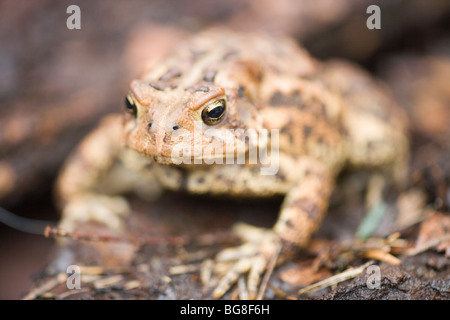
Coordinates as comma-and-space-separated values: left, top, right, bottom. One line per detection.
56, 29, 409, 298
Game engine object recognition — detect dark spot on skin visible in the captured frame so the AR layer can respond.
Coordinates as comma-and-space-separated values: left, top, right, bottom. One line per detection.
338, 124, 348, 136
180, 169, 188, 190
203, 70, 217, 83
280, 123, 294, 144
195, 86, 210, 93
319, 102, 327, 117
287, 133, 294, 144
250, 166, 260, 174
197, 177, 205, 184
305, 98, 327, 117
144, 162, 154, 170
317, 136, 324, 144
240, 61, 263, 83
149, 82, 164, 91
293, 198, 321, 221
302, 74, 315, 81
237, 86, 245, 98
285, 219, 295, 229
303, 125, 313, 138
163, 133, 171, 143
280, 126, 289, 134
223, 50, 238, 60
191, 48, 207, 59
269, 90, 302, 107
276, 170, 286, 181
149, 134, 156, 145
172, 124, 180, 131
159, 67, 181, 81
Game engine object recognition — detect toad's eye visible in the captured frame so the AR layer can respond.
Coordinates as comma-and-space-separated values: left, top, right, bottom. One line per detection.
125, 93, 137, 117
201, 99, 226, 125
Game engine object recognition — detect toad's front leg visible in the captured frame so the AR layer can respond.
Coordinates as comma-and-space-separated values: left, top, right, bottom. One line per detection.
213, 159, 334, 299
56, 114, 162, 232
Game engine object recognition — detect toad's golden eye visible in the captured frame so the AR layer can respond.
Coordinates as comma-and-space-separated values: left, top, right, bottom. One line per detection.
125, 93, 137, 117
201, 99, 226, 125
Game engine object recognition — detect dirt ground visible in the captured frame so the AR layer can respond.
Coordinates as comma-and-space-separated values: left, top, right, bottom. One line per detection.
0, 0, 449, 300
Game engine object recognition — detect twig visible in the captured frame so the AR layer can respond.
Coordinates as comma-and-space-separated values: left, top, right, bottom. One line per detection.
238, 277, 248, 300
57, 287, 90, 299
169, 264, 199, 275
256, 242, 281, 300
44, 225, 191, 246
44, 225, 232, 247
200, 259, 214, 286
268, 282, 298, 300
362, 249, 401, 266
298, 261, 373, 295
93, 275, 124, 289
406, 234, 450, 256
44, 226, 128, 242
22, 273, 67, 300
123, 280, 141, 290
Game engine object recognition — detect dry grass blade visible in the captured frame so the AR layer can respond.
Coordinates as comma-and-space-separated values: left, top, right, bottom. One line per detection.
298, 261, 373, 295
362, 249, 401, 266
79, 265, 105, 275
93, 275, 124, 289
22, 273, 67, 300
200, 259, 214, 286
44, 226, 232, 247
123, 280, 141, 290
44, 226, 128, 242
256, 242, 281, 300
406, 234, 450, 256
169, 264, 199, 275
57, 287, 90, 299
238, 277, 248, 300
268, 282, 298, 300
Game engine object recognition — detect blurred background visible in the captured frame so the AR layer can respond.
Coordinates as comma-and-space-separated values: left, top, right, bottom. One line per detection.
0, 0, 449, 299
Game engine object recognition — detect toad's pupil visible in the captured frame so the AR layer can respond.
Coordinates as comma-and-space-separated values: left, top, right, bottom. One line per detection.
208, 105, 225, 118
125, 96, 137, 116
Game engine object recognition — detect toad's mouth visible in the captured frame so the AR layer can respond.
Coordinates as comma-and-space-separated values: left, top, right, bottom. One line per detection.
153, 150, 249, 166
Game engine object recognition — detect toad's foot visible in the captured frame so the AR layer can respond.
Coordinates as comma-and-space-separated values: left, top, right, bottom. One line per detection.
212, 223, 287, 299
59, 193, 130, 232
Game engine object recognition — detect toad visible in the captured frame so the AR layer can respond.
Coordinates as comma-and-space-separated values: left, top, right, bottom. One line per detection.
56, 29, 408, 298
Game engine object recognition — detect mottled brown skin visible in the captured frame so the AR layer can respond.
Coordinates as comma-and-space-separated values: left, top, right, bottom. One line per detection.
56, 29, 408, 298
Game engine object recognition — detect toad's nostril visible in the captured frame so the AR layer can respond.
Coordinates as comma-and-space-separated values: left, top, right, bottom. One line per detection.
172, 124, 180, 131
